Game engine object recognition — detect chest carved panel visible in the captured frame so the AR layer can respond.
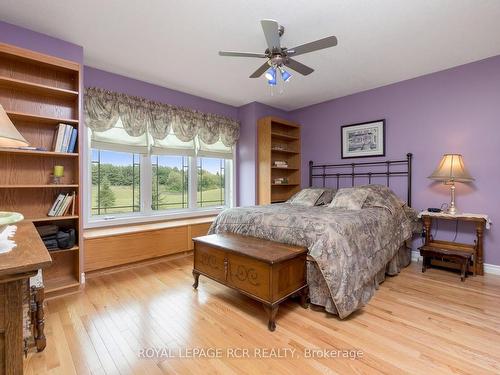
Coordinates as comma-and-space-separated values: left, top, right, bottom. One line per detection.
230, 264, 260, 286
200, 253, 219, 270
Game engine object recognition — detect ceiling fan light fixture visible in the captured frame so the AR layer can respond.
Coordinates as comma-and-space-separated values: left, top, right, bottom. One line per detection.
279, 67, 292, 82
264, 67, 276, 81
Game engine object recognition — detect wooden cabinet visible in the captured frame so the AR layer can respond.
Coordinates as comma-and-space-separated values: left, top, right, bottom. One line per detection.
0, 43, 82, 298
257, 116, 301, 205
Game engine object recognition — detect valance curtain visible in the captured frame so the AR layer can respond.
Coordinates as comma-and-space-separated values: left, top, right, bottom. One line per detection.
84, 87, 240, 157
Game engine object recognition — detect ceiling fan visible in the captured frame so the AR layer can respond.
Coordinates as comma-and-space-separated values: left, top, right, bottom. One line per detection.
219, 19, 338, 85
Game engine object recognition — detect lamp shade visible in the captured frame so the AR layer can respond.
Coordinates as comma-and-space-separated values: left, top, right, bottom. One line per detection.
428, 154, 474, 182
0, 104, 28, 148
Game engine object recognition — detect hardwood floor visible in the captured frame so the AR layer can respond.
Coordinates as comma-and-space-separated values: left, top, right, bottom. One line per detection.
24, 256, 500, 374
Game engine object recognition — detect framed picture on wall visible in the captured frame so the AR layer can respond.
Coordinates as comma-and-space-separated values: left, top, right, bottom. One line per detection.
341, 119, 386, 159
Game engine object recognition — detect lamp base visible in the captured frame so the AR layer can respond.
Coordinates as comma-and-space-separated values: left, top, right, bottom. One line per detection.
447, 181, 458, 215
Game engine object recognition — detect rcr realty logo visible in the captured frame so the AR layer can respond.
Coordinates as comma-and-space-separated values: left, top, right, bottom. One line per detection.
137, 347, 364, 360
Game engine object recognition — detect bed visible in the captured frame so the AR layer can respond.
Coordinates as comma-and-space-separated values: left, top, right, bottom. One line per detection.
209, 154, 418, 318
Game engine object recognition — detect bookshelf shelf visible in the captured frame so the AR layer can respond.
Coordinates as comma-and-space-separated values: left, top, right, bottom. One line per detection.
48, 246, 79, 254
0, 184, 78, 188
0, 76, 79, 98
44, 275, 80, 294
271, 167, 299, 170
271, 132, 299, 141
0, 148, 78, 157
271, 149, 300, 154
5, 110, 78, 125
0, 42, 82, 298
28, 216, 79, 223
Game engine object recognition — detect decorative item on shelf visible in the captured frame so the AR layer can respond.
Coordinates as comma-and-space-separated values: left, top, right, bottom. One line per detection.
17, 146, 48, 152
35, 225, 76, 251
0, 212, 24, 254
273, 177, 289, 185
341, 119, 385, 159
0, 104, 29, 148
272, 143, 286, 151
428, 154, 474, 215
273, 160, 288, 168
51, 165, 64, 184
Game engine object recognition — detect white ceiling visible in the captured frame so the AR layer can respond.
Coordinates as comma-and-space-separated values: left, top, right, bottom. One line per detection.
1, 0, 500, 110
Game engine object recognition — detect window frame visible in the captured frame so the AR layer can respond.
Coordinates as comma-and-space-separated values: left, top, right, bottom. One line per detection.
83, 131, 236, 229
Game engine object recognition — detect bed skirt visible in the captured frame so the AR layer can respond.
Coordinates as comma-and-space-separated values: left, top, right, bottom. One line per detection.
306, 240, 412, 317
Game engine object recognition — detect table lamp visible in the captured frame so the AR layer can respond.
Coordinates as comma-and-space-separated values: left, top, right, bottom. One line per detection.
0, 104, 28, 148
0, 104, 27, 243
428, 154, 474, 215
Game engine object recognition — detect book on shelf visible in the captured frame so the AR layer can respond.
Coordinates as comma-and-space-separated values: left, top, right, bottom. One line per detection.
53, 124, 65, 152
48, 194, 65, 216
48, 191, 76, 217
61, 125, 72, 152
52, 124, 78, 153
273, 160, 288, 168
273, 177, 289, 185
68, 128, 78, 153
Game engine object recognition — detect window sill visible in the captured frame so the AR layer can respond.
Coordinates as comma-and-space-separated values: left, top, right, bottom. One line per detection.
84, 208, 223, 231
84, 214, 217, 240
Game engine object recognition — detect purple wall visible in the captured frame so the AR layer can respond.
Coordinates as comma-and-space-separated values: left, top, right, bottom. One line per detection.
84, 67, 238, 119
0, 20, 83, 63
237, 102, 294, 206
291, 55, 500, 265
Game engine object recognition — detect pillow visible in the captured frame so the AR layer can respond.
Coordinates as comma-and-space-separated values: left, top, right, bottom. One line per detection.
316, 188, 337, 206
328, 187, 369, 210
359, 185, 404, 214
287, 188, 332, 207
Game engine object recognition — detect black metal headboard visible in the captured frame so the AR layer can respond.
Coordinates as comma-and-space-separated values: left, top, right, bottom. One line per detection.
309, 153, 413, 207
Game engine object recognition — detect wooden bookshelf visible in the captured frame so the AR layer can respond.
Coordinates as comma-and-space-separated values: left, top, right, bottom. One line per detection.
29, 215, 79, 223
0, 148, 78, 157
5, 110, 79, 125
0, 184, 79, 188
257, 116, 301, 205
0, 42, 82, 298
0, 76, 79, 98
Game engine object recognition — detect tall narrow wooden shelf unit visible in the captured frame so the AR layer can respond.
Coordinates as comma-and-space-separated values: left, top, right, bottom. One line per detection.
0, 43, 82, 297
257, 116, 301, 205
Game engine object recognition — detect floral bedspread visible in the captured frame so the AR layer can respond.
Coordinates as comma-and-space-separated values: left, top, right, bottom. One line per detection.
208, 195, 414, 318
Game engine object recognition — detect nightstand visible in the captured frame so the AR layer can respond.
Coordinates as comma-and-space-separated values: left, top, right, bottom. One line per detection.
418, 211, 491, 278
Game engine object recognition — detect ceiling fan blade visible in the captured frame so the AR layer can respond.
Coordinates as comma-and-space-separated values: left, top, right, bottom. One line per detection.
285, 58, 314, 75
288, 36, 338, 57
249, 62, 270, 78
261, 19, 281, 50
219, 51, 267, 58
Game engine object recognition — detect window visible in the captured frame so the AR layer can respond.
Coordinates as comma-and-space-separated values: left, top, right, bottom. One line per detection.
91, 149, 141, 215
88, 149, 234, 224
152, 155, 189, 211
197, 157, 225, 207
84, 89, 237, 226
